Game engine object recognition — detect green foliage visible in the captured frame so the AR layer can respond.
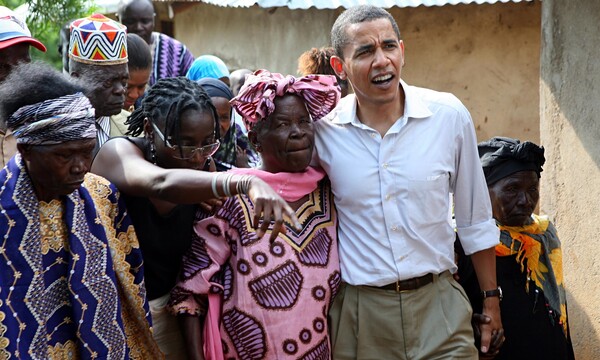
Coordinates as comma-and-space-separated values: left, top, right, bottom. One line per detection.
0, 0, 96, 69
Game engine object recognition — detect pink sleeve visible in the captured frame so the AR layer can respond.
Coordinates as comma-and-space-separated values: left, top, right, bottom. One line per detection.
169, 215, 232, 315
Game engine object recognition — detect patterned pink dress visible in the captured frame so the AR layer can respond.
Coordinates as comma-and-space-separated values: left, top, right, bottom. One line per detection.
170, 180, 340, 359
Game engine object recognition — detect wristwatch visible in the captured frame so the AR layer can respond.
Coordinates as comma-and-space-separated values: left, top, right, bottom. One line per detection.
481, 286, 503, 301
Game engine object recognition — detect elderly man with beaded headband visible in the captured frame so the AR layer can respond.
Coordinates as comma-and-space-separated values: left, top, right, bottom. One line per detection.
0, 62, 162, 359
69, 13, 130, 152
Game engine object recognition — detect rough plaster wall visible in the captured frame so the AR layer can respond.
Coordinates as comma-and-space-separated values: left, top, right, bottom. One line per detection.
174, 4, 339, 74
392, 3, 540, 143
540, 0, 600, 358
175, 2, 539, 144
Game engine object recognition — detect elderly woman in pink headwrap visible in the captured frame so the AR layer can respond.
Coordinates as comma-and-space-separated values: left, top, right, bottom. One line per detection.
169, 70, 341, 360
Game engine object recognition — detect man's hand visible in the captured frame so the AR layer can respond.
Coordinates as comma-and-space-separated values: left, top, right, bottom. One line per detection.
469, 247, 503, 355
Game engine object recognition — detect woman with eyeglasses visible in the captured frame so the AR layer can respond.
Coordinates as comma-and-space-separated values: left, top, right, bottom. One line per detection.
91, 77, 299, 359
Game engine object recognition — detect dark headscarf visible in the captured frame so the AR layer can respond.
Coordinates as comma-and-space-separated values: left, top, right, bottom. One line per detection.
196, 77, 233, 100
478, 136, 545, 185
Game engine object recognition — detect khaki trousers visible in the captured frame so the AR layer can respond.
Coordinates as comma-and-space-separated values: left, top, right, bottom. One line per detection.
329, 271, 477, 360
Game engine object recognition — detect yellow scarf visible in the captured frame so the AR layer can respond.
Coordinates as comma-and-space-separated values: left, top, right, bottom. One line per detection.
496, 214, 568, 336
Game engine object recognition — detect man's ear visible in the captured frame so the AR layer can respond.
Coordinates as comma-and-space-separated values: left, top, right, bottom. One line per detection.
330, 56, 346, 80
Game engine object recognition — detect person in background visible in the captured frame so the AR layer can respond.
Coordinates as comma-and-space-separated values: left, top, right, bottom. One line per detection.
0, 6, 46, 167
92, 76, 299, 359
457, 137, 575, 360
196, 77, 258, 171
169, 70, 341, 360
315, 5, 502, 358
68, 14, 130, 151
229, 68, 253, 134
57, 20, 71, 74
118, 0, 194, 87
229, 68, 252, 97
298, 46, 349, 97
0, 61, 162, 359
186, 54, 230, 86
124, 33, 152, 112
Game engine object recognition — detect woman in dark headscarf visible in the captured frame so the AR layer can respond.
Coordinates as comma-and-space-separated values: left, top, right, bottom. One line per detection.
458, 137, 575, 360
196, 78, 259, 171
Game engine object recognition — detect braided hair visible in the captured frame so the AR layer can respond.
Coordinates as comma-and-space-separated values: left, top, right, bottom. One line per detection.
126, 77, 219, 157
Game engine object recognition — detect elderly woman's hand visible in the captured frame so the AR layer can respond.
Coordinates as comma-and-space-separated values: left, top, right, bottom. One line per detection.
247, 177, 300, 241
473, 313, 505, 358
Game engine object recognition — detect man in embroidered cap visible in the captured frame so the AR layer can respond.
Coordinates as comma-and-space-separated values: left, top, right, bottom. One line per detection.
0, 6, 47, 168
68, 13, 130, 151
0, 61, 163, 359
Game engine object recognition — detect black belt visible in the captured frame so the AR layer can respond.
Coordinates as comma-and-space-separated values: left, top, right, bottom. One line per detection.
369, 273, 434, 292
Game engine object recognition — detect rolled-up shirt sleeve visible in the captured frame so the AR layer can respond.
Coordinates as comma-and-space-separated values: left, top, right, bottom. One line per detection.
452, 105, 499, 255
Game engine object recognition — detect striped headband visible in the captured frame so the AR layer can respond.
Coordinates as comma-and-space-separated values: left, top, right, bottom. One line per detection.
7, 92, 96, 145
69, 13, 127, 65
230, 69, 340, 131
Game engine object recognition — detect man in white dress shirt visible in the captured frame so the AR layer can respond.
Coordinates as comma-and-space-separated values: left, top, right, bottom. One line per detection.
314, 5, 502, 359
68, 14, 130, 153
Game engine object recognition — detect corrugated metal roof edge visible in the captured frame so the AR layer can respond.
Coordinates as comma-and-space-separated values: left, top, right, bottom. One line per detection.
185, 0, 535, 10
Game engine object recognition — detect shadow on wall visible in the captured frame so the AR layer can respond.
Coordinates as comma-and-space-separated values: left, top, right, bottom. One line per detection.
566, 290, 599, 359
540, 0, 600, 358
540, 0, 600, 171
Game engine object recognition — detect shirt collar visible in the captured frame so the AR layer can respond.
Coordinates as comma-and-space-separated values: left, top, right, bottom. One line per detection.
331, 80, 433, 126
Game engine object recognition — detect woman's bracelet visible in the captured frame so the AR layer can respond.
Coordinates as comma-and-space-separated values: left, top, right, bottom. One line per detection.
221, 173, 233, 198
211, 174, 221, 198
236, 175, 254, 195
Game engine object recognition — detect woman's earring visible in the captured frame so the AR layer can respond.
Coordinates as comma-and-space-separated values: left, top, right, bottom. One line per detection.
255, 143, 262, 152
148, 134, 157, 165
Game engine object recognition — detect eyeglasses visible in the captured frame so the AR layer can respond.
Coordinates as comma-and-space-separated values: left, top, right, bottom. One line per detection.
152, 122, 220, 160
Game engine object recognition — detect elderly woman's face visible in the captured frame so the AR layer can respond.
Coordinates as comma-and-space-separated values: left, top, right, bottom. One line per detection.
253, 94, 314, 173
20, 139, 96, 202
488, 170, 539, 226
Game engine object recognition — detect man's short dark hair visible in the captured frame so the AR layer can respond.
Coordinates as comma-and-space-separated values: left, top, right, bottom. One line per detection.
331, 5, 401, 58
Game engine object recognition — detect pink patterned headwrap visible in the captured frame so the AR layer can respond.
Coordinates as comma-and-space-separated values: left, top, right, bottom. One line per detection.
230, 69, 340, 131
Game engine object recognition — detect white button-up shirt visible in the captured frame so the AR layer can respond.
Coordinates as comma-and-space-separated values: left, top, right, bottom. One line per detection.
314, 81, 499, 286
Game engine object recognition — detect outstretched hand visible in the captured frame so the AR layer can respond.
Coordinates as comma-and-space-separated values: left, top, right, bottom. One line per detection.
247, 177, 300, 241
